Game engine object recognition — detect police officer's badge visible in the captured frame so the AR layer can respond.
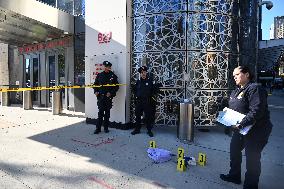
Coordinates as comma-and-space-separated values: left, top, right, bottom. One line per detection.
237, 92, 244, 99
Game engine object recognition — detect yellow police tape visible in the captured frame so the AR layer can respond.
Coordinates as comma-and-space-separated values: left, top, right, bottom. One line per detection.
0, 84, 126, 93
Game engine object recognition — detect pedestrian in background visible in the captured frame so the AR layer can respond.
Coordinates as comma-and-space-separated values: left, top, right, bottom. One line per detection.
93, 61, 119, 134
220, 66, 272, 189
131, 66, 160, 137
267, 80, 273, 95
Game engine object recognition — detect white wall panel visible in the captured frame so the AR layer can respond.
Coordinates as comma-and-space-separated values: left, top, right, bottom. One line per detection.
85, 0, 129, 124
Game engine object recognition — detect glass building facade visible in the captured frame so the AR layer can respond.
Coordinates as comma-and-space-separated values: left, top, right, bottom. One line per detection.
38, 0, 85, 17
131, 0, 258, 127
38, 0, 86, 86
274, 16, 284, 39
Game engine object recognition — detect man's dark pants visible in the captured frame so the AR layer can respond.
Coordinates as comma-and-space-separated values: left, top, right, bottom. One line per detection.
134, 98, 154, 132
229, 131, 270, 189
96, 96, 112, 131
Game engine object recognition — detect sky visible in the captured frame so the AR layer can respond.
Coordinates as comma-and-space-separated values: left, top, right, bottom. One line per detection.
261, 0, 284, 40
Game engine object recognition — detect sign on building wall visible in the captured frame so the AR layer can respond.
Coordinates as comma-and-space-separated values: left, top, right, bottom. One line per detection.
18, 37, 72, 54
98, 32, 112, 44
90, 54, 119, 83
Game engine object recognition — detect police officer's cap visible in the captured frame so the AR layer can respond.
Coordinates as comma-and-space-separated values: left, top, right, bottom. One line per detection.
103, 61, 112, 67
138, 66, 148, 73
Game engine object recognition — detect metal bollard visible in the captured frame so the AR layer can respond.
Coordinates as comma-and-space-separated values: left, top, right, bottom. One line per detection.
23, 91, 33, 109
178, 99, 194, 142
0, 92, 10, 106
52, 90, 62, 115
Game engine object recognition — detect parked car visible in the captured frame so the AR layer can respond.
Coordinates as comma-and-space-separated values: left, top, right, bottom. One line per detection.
273, 78, 284, 89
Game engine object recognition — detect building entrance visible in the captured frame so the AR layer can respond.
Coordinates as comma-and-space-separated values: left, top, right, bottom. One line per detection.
23, 51, 66, 108
47, 51, 66, 108
19, 36, 74, 110
24, 54, 40, 105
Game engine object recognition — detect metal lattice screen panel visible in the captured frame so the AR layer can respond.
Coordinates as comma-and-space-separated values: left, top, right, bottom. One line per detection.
187, 51, 229, 89
186, 89, 230, 126
130, 52, 185, 124
131, 0, 236, 127
131, 52, 186, 87
187, 13, 233, 52
132, 13, 187, 52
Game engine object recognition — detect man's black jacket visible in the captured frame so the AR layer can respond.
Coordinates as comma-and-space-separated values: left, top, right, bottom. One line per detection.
93, 71, 119, 97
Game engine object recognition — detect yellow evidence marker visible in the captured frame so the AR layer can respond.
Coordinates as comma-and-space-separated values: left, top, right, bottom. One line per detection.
177, 147, 184, 159
198, 153, 206, 166
149, 140, 156, 148
177, 158, 186, 171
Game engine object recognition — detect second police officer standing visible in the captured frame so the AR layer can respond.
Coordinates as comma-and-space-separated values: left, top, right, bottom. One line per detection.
93, 61, 119, 134
131, 66, 160, 137
220, 66, 272, 189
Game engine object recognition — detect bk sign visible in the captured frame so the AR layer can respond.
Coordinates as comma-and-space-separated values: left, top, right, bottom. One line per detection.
98, 32, 112, 44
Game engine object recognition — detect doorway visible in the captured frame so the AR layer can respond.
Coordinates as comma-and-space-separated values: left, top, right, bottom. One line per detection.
24, 54, 40, 105
46, 51, 66, 108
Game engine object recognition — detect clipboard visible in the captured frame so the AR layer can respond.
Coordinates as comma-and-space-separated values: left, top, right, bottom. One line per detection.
216, 107, 252, 135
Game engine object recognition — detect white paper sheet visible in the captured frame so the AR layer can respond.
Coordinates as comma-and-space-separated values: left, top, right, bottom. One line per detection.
239, 125, 252, 135
216, 107, 252, 135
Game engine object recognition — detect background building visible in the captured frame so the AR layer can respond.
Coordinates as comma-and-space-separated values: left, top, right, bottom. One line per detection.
270, 24, 275, 39
274, 16, 284, 39
0, 0, 85, 112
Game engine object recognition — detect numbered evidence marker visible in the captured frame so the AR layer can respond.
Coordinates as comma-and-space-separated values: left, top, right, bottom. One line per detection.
149, 140, 156, 148
177, 147, 185, 159
177, 158, 186, 171
198, 153, 206, 166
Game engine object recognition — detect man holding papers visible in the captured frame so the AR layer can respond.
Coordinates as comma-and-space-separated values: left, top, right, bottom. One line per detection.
219, 66, 272, 189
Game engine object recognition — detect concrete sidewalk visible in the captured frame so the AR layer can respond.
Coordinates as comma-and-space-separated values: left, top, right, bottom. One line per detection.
0, 90, 283, 189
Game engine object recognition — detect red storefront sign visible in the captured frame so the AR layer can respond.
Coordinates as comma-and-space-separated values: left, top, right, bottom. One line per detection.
98, 32, 112, 44
18, 37, 72, 54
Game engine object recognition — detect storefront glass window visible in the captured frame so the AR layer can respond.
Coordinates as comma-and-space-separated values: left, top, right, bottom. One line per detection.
49, 56, 56, 87
58, 54, 65, 86
33, 58, 39, 87
25, 59, 30, 87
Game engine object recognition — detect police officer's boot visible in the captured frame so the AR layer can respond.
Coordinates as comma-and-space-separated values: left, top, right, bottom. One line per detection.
131, 129, 140, 135
103, 120, 110, 133
131, 123, 141, 135
147, 130, 154, 137
94, 128, 101, 134
104, 126, 109, 133
220, 174, 241, 184
146, 124, 154, 137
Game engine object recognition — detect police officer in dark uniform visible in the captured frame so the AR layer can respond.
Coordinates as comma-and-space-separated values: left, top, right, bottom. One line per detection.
93, 61, 119, 134
220, 66, 272, 189
131, 66, 159, 137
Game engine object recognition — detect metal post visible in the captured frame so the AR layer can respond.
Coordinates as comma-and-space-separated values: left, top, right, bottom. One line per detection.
0, 92, 10, 106
23, 91, 33, 110
256, 1, 259, 81
178, 100, 194, 142
52, 90, 62, 115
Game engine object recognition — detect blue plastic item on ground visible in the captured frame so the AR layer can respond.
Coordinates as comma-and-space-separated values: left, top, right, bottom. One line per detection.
147, 148, 172, 163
